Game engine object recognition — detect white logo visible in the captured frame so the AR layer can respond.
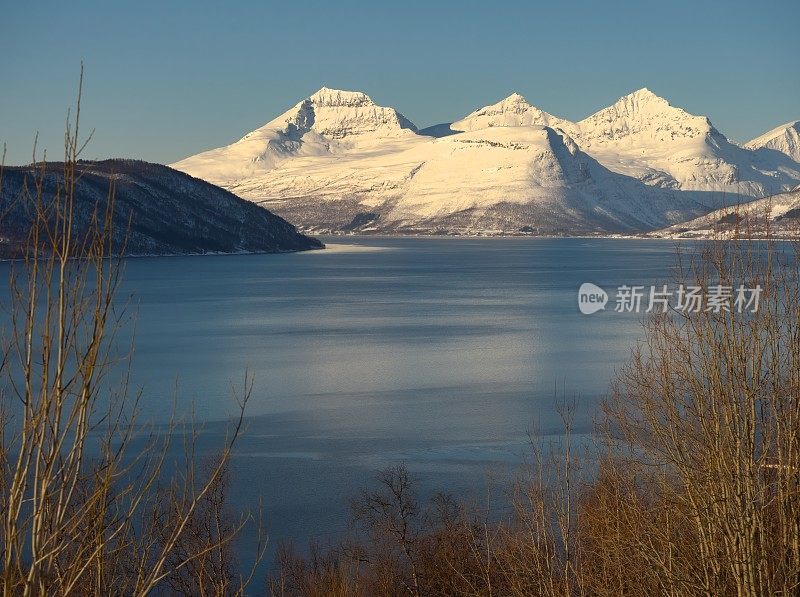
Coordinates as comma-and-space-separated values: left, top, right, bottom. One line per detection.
578, 283, 608, 315
577, 282, 762, 315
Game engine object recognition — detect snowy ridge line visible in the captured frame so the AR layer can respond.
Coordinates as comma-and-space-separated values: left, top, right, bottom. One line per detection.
170, 86, 800, 236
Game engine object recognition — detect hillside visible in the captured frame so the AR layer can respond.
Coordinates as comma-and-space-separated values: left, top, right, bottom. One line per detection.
0, 160, 323, 257
650, 187, 800, 239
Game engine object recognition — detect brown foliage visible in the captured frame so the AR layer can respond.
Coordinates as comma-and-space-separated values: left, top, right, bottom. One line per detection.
270, 235, 800, 596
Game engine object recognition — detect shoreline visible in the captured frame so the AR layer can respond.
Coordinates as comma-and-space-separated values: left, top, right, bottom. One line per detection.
3, 233, 795, 263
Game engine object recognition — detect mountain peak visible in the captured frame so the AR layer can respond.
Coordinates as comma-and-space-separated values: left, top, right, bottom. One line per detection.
629, 87, 657, 98
502, 91, 527, 102
757, 119, 800, 134
577, 87, 714, 143
466, 93, 535, 116
273, 87, 417, 139
452, 93, 570, 131
614, 87, 671, 109
309, 87, 375, 108
745, 119, 800, 162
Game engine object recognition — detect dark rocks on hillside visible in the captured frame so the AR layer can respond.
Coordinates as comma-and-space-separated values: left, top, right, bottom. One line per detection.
717, 213, 742, 225
343, 212, 379, 231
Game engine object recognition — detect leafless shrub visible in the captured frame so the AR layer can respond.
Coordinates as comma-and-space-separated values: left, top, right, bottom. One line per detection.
0, 67, 264, 596
602, 233, 800, 596
270, 232, 800, 597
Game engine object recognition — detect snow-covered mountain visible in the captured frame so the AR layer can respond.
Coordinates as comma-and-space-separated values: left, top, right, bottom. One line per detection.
450, 93, 571, 132
171, 87, 800, 235
239, 124, 710, 235
171, 87, 421, 184
567, 88, 800, 197
651, 186, 800, 239
745, 121, 800, 164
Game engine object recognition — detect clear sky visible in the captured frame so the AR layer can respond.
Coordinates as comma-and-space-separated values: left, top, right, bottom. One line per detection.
1, 0, 798, 166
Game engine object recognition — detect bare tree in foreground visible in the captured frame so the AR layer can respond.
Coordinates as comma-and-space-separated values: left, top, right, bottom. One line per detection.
0, 68, 264, 595
602, 233, 800, 596
270, 224, 800, 596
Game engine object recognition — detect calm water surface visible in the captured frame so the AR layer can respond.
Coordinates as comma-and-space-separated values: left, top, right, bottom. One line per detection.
2, 236, 686, 574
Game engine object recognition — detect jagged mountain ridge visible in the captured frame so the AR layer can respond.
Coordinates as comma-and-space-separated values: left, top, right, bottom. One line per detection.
450, 92, 571, 132
745, 121, 800, 163
217, 124, 712, 235
0, 160, 323, 257
171, 87, 422, 184
433, 88, 798, 196
170, 87, 800, 235
566, 89, 800, 196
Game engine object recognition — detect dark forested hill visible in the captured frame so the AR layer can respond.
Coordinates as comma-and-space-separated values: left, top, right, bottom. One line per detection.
0, 159, 323, 258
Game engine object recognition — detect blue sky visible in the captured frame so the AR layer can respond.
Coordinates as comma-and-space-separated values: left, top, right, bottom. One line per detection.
1, 0, 798, 166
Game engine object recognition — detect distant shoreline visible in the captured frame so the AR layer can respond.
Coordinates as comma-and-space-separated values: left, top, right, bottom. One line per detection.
0, 244, 326, 263
305, 231, 800, 242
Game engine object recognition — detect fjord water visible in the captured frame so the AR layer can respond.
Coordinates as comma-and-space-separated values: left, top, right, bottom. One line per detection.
116, 237, 681, 562
0, 237, 682, 568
